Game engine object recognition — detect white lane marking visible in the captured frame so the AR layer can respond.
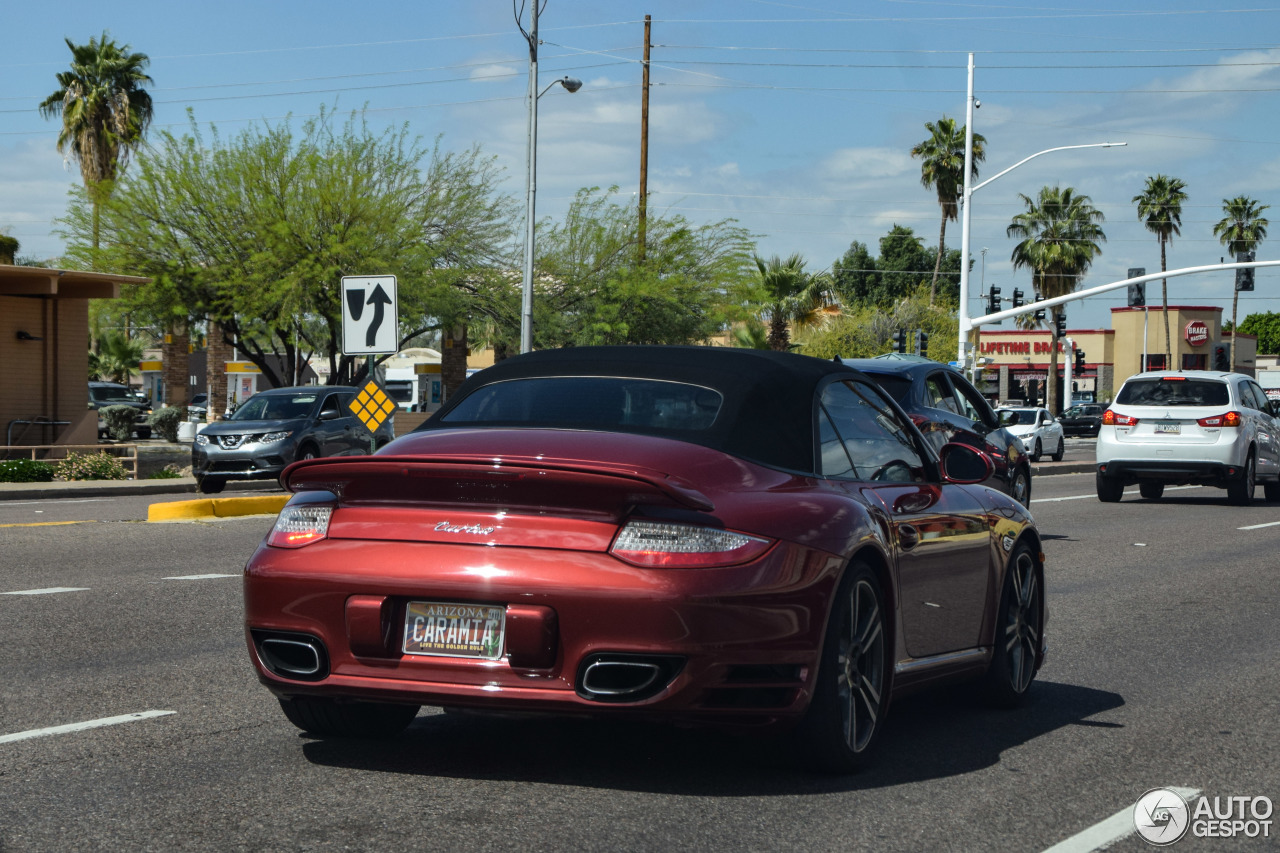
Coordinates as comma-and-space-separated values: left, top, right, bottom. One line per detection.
1032, 485, 1203, 504
0, 710, 176, 745
1238, 520, 1280, 530
162, 574, 237, 581
2, 587, 90, 596
1040, 787, 1200, 853
0, 498, 112, 506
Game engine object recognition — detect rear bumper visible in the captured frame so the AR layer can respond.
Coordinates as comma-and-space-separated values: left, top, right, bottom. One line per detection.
243, 537, 844, 724
1096, 459, 1246, 484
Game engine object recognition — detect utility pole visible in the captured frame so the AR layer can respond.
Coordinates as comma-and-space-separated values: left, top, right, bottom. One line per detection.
638, 14, 651, 262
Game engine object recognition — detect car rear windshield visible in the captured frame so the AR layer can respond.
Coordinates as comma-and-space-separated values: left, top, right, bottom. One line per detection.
863, 372, 912, 404
90, 386, 135, 403
442, 377, 723, 432
1116, 378, 1229, 407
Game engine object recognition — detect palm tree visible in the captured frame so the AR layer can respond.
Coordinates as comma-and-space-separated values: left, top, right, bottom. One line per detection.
753, 254, 831, 351
1132, 175, 1188, 370
39, 32, 154, 255
1214, 196, 1270, 371
911, 117, 986, 304
1007, 186, 1106, 415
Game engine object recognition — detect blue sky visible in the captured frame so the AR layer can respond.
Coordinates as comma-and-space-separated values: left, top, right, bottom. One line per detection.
4, 0, 1280, 330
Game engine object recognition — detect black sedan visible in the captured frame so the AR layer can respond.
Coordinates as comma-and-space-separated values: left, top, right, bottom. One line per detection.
841, 356, 1033, 507
1059, 404, 1104, 437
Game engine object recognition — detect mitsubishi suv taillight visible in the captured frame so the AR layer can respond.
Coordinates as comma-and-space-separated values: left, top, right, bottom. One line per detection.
1102, 409, 1139, 427
610, 520, 773, 568
1197, 411, 1242, 428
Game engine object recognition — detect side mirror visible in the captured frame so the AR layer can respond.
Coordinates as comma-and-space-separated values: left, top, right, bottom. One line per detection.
939, 442, 994, 485
319, 408, 340, 421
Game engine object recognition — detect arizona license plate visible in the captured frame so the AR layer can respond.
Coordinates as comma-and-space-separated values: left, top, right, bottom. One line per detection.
403, 602, 505, 659
1154, 422, 1181, 435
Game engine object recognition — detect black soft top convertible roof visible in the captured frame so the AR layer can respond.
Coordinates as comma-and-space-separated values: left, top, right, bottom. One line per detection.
418, 346, 870, 472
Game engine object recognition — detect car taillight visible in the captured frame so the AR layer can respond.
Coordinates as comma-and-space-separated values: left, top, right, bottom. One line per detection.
1197, 411, 1242, 428
1102, 409, 1139, 426
267, 505, 333, 548
609, 520, 773, 568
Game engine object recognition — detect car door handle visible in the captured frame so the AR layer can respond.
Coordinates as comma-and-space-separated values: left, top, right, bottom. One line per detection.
898, 523, 920, 551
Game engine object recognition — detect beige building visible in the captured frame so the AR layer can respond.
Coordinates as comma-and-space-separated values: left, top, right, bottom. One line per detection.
1, 264, 147, 447
973, 305, 1255, 407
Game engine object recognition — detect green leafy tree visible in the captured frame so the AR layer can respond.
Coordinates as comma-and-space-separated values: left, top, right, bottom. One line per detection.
749, 254, 834, 351
1007, 186, 1106, 414
60, 110, 516, 391
1214, 196, 1270, 370
831, 240, 878, 306
89, 330, 144, 384
0, 234, 18, 264
39, 32, 153, 256
1133, 175, 1188, 369
1237, 311, 1280, 355
535, 186, 755, 348
797, 285, 958, 362
911, 116, 985, 303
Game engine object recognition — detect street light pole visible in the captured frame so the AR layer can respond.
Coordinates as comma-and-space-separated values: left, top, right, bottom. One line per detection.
516, 0, 583, 355
955, 53, 1126, 372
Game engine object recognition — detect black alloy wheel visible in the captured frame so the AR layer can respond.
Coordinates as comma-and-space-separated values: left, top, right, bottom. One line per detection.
1096, 471, 1123, 503
1031, 439, 1042, 462
1139, 482, 1164, 500
796, 563, 888, 772
1051, 438, 1064, 462
984, 544, 1043, 708
1227, 452, 1256, 507
1011, 467, 1031, 508
278, 697, 420, 739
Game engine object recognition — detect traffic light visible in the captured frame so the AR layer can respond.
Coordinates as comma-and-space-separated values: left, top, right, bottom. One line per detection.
987, 286, 1001, 315
1054, 311, 1067, 337
891, 328, 907, 354
1127, 282, 1146, 307
1214, 343, 1231, 371
1074, 349, 1086, 372
915, 330, 929, 357
1033, 292, 1046, 323
1011, 288, 1024, 309
1236, 251, 1256, 292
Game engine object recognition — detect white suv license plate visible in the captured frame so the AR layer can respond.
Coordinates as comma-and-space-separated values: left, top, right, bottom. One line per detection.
403, 602, 505, 659
1154, 422, 1181, 435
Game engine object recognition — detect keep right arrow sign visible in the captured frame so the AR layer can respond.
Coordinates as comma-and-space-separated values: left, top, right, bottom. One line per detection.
340, 275, 398, 355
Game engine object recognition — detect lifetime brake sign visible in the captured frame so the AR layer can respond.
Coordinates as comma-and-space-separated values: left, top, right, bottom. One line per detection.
340, 275, 398, 355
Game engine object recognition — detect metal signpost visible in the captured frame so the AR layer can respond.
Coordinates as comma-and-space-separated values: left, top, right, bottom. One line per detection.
340, 275, 399, 452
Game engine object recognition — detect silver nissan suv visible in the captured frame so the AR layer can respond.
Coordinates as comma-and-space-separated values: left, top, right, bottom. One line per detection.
1096, 370, 1280, 504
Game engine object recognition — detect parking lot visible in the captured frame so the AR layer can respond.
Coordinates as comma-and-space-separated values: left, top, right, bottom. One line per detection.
2, 471, 1277, 851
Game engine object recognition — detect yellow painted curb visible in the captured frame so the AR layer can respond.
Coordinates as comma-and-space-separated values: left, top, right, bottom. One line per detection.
148, 494, 289, 522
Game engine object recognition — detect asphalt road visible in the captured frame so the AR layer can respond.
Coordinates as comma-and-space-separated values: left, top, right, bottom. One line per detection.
1, 475, 1277, 852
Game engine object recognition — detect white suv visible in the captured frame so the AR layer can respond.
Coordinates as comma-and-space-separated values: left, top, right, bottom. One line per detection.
1096, 371, 1280, 504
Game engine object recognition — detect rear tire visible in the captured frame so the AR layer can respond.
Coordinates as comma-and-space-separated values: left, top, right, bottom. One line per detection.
1139, 482, 1164, 500
1264, 480, 1280, 502
1031, 439, 1042, 462
1096, 471, 1123, 503
278, 697, 419, 739
794, 563, 889, 773
1050, 438, 1064, 462
1011, 466, 1032, 508
983, 543, 1043, 708
1227, 452, 1256, 506
196, 476, 225, 494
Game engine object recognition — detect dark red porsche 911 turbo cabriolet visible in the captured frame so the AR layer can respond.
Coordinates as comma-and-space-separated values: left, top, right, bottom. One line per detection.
244, 346, 1045, 771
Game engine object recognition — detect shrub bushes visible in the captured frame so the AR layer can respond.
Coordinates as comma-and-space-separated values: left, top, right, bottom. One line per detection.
56, 451, 128, 481
147, 406, 184, 442
0, 459, 56, 483
100, 405, 139, 441
148, 464, 183, 480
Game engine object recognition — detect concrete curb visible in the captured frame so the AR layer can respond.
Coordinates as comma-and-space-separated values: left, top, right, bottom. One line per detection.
0, 477, 283, 501
1030, 462, 1095, 477
148, 494, 290, 522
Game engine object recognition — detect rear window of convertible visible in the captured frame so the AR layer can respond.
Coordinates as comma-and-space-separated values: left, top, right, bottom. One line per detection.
441, 377, 724, 431
1116, 379, 1229, 406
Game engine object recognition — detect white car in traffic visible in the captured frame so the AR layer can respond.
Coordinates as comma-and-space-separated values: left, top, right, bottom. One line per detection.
998, 406, 1065, 462
1096, 370, 1280, 504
